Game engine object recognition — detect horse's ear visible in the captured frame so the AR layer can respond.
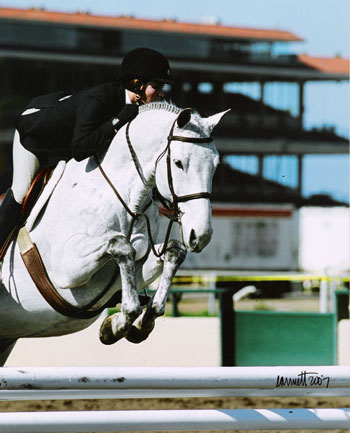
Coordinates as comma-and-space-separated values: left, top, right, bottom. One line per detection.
176, 108, 192, 128
207, 109, 231, 133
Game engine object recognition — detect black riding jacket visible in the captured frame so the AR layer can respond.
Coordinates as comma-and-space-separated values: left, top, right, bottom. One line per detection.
15, 82, 125, 165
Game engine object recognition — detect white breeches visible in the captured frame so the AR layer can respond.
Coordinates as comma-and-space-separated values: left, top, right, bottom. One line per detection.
11, 130, 40, 204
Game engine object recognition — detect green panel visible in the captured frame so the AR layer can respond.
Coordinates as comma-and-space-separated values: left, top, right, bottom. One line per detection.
235, 311, 336, 366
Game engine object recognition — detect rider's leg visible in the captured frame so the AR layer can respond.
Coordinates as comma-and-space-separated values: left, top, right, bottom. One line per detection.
0, 189, 22, 251
0, 131, 40, 249
11, 130, 40, 204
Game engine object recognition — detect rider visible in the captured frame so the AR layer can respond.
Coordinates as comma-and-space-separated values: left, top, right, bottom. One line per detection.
0, 47, 173, 253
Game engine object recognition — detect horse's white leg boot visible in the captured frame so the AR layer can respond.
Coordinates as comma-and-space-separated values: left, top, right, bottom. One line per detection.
100, 236, 142, 345
126, 240, 187, 344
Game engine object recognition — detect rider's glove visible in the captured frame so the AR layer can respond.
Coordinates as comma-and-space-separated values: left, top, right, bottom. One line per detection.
112, 104, 139, 133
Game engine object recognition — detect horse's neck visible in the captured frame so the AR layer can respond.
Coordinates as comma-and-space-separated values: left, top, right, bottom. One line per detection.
102, 112, 173, 212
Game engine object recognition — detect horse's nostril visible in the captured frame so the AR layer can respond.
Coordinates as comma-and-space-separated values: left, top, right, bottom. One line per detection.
189, 229, 197, 246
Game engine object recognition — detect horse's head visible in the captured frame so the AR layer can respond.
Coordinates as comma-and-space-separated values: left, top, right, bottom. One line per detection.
155, 107, 229, 253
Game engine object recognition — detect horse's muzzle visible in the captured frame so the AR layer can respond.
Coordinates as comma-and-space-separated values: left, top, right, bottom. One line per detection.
188, 228, 212, 253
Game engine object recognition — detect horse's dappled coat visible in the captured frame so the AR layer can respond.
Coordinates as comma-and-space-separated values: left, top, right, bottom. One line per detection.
0, 102, 228, 364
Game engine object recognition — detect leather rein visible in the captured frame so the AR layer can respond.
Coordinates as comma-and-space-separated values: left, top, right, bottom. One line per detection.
95, 114, 213, 258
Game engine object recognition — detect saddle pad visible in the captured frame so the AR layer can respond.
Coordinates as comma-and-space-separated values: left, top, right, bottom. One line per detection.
26, 160, 66, 232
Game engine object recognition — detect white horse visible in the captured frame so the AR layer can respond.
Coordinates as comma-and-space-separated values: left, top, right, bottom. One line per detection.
0, 102, 227, 365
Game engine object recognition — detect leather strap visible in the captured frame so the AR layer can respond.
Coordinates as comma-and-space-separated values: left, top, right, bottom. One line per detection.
0, 168, 53, 262
19, 228, 119, 319
0, 227, 17, 262
95, 154, 137, 220
176, 192, 211, 202
168, 135, 213, 143
21, 168, 53, 218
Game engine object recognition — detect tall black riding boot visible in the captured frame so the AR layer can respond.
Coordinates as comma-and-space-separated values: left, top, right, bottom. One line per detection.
0, 188, 22, 253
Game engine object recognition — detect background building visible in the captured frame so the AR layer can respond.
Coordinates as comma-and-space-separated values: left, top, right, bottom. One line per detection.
0, 7, 348, 272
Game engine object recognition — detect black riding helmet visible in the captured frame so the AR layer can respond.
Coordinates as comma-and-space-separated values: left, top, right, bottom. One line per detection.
119, 47, 173, 92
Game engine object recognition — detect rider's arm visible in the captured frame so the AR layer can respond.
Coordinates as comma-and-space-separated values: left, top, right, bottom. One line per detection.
71, 94, 116, 162
71, 96, 138, 162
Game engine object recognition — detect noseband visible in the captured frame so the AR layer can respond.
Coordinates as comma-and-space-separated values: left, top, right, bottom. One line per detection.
95, 113, 213, 257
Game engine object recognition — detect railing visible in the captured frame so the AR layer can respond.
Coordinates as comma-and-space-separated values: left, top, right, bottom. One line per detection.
0, 366, 349, 431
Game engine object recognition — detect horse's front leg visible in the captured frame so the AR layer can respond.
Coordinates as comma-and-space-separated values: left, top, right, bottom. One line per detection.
126, 239, 187, 344
99, 235, 142, 345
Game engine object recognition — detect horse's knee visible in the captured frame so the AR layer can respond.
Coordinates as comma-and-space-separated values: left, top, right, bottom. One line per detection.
164, 239, 187, 264
108, 236, 136, 262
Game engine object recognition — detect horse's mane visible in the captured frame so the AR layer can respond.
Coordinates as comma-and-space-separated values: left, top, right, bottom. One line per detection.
139, 101, 184, 116
138, 101, 182, 115
139, 101, 207, 138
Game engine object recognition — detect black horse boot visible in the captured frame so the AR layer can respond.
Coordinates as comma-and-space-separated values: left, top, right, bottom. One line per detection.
0, 188, 22, 255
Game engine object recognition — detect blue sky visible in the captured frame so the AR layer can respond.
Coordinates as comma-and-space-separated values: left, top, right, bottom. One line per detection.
2, 0, 350, 202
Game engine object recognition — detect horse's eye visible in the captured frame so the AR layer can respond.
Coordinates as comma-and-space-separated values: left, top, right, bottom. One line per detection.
174, 159, 184, 170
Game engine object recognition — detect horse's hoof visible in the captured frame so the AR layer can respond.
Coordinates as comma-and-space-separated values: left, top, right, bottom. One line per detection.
126, 317, 155, 344
99, 315, 124, 345
125, 325, 148, 344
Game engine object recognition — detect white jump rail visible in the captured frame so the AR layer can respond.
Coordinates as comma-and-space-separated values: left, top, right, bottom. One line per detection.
1, 408, 350, 432
0, 366, 349, 400
1, 366, 349, 432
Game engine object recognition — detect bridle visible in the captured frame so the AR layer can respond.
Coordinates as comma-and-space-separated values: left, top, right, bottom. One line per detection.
159, 115, 213, 211
95, 112, 213, 258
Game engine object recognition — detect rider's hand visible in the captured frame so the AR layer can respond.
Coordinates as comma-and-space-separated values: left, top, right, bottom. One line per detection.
112, 104, 139, 132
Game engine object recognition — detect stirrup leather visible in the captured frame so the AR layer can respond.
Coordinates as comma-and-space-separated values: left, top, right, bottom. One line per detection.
0, 168, 53, 262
